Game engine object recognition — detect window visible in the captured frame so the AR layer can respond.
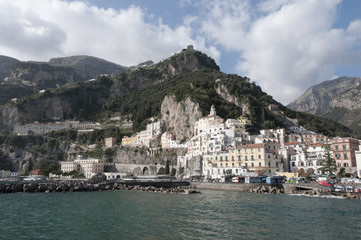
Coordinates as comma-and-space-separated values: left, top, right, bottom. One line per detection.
268, 162, 271, 167
343, 145, 346, 150
220, 156, 223, 161
220, 163, 223, 167
245, 163, 248, 167
251, 155, 254, 160
344, 163, 349, 167
238, 156, 241, 161
335, 146, 339, 150
232, 156, 234, 161
225, 156, 228, 161
226, 163, 228, 167
258, 155, 261, 159
344, 154, 347, 159
232, 163, 234, 167
259, 162, 261, 167
251, 162, 254, 167
337, 163, 341, 167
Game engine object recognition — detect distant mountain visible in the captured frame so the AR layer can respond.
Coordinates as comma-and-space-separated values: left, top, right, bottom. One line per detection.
0, 55, 128, 104
0, 55, 20, 80
49, 55, 128, 80
288, 76, 361, 134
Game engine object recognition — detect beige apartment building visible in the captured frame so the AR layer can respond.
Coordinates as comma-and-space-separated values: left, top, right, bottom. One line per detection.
203, 141, 283, 176
61, 158, 104, 178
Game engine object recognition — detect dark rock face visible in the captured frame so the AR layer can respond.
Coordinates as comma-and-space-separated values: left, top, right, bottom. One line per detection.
0, 55, 19, 80
49, 55, 127, 80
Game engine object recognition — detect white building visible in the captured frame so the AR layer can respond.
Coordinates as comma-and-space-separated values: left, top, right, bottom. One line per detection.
105, 137, 117, 148
194, 105, 224, 136
290, 143, 326, 175
356, 147, 361, 178
61, 157, 104, 179
14, 121, 101, 135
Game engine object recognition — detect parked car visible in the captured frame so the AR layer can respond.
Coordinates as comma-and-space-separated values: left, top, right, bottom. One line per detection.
345, 186, 354, 193
335, 185, 346, 192
328, 186, 336, 192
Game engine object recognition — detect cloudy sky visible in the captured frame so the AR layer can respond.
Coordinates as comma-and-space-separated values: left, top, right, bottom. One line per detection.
1, 0, 361, 104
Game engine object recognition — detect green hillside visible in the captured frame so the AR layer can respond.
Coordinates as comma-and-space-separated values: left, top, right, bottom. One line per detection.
3, 48, 356, 138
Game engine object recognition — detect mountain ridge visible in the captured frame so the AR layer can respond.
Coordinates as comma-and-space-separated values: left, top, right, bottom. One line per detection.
0, 47, 353, 139
287, 76, 361, 134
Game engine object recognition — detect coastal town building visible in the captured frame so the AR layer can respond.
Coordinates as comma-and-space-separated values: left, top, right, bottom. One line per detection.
0, 170, 11, 178
14, 121, 101, 135
161, 132, 184, 148
121, 136, 137, 146
237, 116, 252, 125
105, 137, 117, 148
200, 140, 283, 179
194, 105, 224, 136
331, 137, 359, 169
121, 119, 162, 147
302, 133, 328, 145
356, 148, 361, 178
289, 143, 326, 175
60, 157, 104, 179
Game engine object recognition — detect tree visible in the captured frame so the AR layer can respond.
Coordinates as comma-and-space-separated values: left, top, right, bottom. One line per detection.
321, 145, 337, 176
36, 160, 61, 176
165, 159, 170, 174
337, 167, 346, 178
298, 168, 307, 177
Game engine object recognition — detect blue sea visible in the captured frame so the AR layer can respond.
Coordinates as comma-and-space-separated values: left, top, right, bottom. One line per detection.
1, 190, 360, 239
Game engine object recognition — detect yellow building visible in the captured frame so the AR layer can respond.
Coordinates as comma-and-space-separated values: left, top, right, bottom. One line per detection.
237, 116, 252, 125
204, 142, 282, 176
121, 136, 137, 146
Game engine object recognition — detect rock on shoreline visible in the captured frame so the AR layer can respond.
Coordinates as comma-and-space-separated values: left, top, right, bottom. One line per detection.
0, 181, 197, 194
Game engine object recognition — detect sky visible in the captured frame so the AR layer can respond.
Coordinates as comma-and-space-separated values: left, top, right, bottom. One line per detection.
1, 0, 361, 105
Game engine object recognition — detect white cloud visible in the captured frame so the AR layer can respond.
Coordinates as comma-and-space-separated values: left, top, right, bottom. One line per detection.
2, 0, 361, 105
187, 0, 361, 104
0, 0, 219, 66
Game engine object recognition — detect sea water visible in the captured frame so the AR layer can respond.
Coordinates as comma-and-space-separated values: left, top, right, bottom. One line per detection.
1, 190, 360, 240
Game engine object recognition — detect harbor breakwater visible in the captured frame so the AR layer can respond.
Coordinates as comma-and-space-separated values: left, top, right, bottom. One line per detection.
190, 182, 361, 199
0, 180, 192, 194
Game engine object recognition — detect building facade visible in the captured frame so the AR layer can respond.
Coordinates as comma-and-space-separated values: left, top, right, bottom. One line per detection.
331, 137, 359, 168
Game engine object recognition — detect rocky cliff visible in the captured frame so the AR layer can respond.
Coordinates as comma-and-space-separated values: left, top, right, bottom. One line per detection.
161, 95, 202, 140
287, 77, 361, 133
11, 62, 75, 88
